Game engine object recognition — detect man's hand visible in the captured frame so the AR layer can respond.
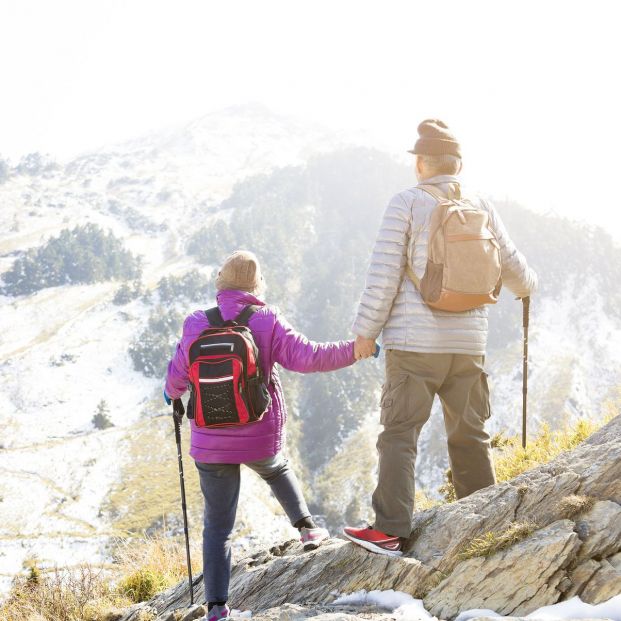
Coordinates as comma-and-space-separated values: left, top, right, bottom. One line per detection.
354, 335, 377, 360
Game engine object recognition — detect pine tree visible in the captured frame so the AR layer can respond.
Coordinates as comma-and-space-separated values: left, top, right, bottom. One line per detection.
92, 400, 114, 430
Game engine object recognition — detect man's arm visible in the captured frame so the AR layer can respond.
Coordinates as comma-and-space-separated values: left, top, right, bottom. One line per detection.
485, 199, 538, 298
352, 192, 412, 340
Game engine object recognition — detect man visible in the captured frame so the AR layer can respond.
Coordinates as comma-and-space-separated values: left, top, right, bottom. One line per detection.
344, 119, 537, 556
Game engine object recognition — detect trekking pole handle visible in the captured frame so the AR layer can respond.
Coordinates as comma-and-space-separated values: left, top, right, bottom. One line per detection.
172, 398, 185, 423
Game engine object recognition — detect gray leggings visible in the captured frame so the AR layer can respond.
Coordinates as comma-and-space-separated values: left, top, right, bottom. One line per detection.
195, 454, 311, 603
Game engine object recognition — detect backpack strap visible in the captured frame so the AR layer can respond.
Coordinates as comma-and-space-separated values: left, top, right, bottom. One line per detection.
235, 304, 266, 381
417, 182, 461, 201
417, 184, 446, 201
406, 184, 459, 290
405, 264, 421, 289
234, 304, 261, 326
205, 307, 225, 327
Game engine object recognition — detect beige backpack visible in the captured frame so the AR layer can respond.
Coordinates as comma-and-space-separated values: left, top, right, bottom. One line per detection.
406, 183, 502, 312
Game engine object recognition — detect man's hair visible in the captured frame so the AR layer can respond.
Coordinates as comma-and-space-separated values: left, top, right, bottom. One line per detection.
417, 154, 462, 176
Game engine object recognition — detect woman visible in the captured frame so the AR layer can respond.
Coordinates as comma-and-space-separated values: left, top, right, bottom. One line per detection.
165, 250, 363, 620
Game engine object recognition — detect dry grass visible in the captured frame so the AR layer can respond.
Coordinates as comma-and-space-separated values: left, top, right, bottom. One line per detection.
0, 534, 200, 620
0, 564, 130, 621
440, 415, 613, 502
112, 533, 202, 603
438, 468, 457, 503
558, 494, 596, 519
493, 418, 607, 483
104, 417, 204, 534
457, 521, 536, 561
415, 489, 441, 511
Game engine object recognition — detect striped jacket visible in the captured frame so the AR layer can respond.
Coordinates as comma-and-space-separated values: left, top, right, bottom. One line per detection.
352, 174, 537, 355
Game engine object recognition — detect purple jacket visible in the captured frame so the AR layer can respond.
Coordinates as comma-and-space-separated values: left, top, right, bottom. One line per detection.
165, 289, 356, 464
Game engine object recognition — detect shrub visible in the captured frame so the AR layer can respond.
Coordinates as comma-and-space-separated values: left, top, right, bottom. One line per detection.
108, 201, 161, 233
128, 307, 184, 377
156, 269, 213, 305
112, 534, 201, 596
0, 563, 128, 621
92, 400, 114, 430
2, 223, 142, 295
187, 219, 237, 265
113, 281, 143, 305
15, 152, 59, 177
117, 568, 168, 604
493, 418, 604, 484
558, 494, 596, 519
0, 534, 200, 620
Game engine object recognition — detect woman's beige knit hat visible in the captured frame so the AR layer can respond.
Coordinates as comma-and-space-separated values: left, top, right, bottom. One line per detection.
216, 250, 265, 296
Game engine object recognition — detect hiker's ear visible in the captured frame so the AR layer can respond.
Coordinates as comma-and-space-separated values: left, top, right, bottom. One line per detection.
415, 156, 424, 179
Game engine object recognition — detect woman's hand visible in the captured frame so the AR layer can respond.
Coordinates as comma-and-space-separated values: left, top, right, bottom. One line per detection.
354, 335, 377, 360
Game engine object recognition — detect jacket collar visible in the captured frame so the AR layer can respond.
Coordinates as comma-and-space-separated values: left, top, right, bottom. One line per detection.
418, 174, 460, 186
216, 289, 266, 320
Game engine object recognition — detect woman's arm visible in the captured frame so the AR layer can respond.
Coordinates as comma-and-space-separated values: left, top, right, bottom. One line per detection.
271, 312, 355, 373
164, 317, 191, 399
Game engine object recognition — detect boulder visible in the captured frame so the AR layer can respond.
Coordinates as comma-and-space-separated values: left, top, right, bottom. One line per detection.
423, 520, 581, 618
580, 559, 621, 605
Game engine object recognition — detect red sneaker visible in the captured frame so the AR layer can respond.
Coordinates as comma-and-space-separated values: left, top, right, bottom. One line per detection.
343, 526, 403, 557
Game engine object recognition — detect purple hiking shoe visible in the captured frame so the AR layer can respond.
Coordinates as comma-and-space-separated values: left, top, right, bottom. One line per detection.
300, 526, 330, 551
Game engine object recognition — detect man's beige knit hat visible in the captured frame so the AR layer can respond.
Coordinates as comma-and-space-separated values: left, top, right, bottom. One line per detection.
216, 250, 265, 295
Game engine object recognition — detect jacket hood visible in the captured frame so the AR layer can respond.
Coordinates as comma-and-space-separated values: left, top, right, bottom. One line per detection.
216, 289, 266, 321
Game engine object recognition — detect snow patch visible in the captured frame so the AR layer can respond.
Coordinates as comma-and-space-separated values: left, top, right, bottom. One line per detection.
333, 589, 435, 619
334, 590, 621, 621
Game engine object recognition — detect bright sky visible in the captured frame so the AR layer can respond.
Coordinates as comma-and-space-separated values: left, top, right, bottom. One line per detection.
1, 0, 620, 235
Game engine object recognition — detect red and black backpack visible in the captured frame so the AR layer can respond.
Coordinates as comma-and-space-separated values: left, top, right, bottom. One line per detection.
187, 305, 271, 428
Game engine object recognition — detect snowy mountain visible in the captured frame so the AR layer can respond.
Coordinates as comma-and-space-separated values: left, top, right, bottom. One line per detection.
1, 105, 620, 593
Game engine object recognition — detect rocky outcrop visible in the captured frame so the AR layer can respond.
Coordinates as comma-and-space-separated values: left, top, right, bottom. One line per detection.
228, 539, 432, 611
423, 520, 581, 618
119, 414, 621, 621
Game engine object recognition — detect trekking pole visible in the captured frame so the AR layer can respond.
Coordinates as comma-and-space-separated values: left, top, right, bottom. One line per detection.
172, 399, 194, 605
521, 297, 530, 449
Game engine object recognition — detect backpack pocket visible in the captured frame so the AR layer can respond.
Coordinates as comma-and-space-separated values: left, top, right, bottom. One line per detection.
190, 357, 250, 427
247, 376, 271, 421
420, 260, 444, 303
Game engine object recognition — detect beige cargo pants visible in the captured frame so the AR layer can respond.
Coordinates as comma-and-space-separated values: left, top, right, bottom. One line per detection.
372, 349, 496, 538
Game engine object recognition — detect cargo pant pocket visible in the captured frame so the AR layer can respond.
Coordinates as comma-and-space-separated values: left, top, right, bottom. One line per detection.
379, 374, 409, 425
479, 371, 491, 420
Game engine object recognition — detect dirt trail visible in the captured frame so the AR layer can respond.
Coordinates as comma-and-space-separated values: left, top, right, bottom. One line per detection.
0, 415, 160, 453
0, 285, 116, 361
0, 466, 74, 499
0, 224, 64, 256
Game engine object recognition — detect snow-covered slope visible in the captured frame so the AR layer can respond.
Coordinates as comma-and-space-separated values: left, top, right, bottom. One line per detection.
0, 105, 361, 593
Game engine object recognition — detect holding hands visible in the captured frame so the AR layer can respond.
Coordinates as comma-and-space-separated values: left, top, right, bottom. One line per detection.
354, 335, 380, 361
